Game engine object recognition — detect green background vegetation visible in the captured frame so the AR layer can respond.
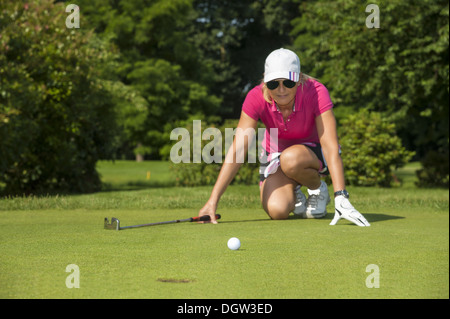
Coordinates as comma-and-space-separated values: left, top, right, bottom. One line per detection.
1, 0, 449, 194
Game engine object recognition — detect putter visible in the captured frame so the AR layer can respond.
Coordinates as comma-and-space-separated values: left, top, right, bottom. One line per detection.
104, 214, 221, 231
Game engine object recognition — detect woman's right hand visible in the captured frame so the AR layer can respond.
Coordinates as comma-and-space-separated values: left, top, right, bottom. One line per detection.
198, 199, 219, 224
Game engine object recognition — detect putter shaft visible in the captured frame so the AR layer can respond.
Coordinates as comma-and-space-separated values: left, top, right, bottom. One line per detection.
104, 214, 221, 230
120, 217, 193, 229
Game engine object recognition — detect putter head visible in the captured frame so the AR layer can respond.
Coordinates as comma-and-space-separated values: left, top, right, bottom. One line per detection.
104, 217, 120, 231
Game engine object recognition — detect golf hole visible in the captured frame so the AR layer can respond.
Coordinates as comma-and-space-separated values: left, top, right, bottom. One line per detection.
157, 278, 194, 283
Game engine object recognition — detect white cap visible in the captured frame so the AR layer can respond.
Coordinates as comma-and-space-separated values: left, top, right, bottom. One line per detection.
264, 48, 301, 83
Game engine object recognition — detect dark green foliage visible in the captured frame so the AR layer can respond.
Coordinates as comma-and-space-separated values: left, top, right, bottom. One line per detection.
416, 150, 449, 188
74, 0, 223, 160
167, 118, 259, 186
1, 0, 448, 194
291, 0, 449, 187
339, 111, 415, 187
0, 1, 119, 194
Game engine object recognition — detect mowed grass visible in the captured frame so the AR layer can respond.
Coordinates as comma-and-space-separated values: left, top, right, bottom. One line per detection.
0, 161, 448, 299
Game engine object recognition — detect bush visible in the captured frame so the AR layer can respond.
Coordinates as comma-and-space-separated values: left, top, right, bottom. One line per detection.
0, 1, 119, 195
416, 150, 449, 188
168, 118, 259, 187
339, 111, 415, 187
170, 161, 258, 187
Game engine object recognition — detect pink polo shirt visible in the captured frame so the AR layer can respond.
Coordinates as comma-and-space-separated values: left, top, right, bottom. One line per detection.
242, 79, 333, 153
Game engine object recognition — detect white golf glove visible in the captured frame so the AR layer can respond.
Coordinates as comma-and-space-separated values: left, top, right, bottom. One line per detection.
330, 195, 370, 227
263, 152, 282, 178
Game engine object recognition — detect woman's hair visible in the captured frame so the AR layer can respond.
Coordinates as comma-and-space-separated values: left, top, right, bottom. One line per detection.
261, 73, 315, 103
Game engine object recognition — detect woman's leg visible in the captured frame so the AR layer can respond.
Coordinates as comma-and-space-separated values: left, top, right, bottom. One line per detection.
281, 144, 330, 218
279, 145, 322, 189
260, 168, 296, 220
260, 145, 325, 220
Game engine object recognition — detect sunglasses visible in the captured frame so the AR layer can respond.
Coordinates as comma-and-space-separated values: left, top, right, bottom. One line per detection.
266, 79, 296, 90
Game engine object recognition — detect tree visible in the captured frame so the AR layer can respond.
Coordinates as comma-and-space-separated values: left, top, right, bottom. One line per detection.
74, 0, 222, 160
0, 0, 120, 194
73, 0, 304, 160
291, 0, 449, 187
190, 0, 302, 118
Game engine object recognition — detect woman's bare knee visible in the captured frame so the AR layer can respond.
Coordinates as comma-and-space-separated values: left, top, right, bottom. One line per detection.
279, 145, 321, 188
264, 200, 292, 220
280, 145, 314, 175
260, 169, 295, 220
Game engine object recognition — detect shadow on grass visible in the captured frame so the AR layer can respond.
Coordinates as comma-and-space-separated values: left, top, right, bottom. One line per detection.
218, 213, 404, 225
318, 212, 405, 224
219, 218, 271, 224
361, 213, 405, 223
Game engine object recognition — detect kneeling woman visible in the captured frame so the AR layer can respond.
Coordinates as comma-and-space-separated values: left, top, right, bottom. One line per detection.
199, 48, 369, 227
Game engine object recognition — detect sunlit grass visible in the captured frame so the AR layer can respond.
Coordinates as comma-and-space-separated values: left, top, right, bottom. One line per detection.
0, 162, 448, 299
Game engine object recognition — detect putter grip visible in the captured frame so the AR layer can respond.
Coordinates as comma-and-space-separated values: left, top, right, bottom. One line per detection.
194, 214, 221, 222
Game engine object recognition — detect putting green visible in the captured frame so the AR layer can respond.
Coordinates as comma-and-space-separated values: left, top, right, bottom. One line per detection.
0, 161, 448, 299
0, 202, 448, 298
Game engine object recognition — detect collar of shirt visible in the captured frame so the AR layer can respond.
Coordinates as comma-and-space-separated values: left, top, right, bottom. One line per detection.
270, 97, 296, 113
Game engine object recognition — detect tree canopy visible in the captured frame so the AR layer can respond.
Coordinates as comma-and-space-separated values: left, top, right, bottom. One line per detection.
1, 0, 448, 194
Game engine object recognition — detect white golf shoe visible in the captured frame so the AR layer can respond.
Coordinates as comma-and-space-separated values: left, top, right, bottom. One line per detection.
305, 181, 330, 218
293, 185, 307, 216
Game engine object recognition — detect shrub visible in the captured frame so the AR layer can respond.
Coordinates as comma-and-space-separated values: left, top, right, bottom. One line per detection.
339, 111, 415, 187
168, 118, 259, 187
0, 1, 119, 195
415, 150, 449, 188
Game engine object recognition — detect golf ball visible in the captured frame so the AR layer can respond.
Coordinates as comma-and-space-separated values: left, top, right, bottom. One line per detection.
227, 237, 241, 250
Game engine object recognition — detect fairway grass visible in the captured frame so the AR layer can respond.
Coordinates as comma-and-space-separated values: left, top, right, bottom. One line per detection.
0, 162, 448, 299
